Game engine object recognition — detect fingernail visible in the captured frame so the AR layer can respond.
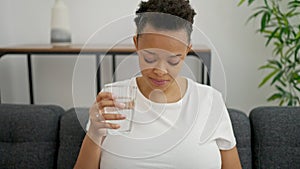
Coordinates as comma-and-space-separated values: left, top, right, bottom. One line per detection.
120, 114, 126, 118
116, 102, 126, 108
111, 94, 117, 99
114, 124, 120, 129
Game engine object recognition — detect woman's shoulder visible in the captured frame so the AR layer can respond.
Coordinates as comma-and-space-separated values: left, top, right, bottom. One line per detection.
188, 78, 222, 96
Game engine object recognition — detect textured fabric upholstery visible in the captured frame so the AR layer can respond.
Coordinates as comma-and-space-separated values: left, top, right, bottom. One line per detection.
0, 104, 64, 169
2, 103, 298, 169
228, 108, 252, 169
250, 106, 300, 169
57, 108, 88, 169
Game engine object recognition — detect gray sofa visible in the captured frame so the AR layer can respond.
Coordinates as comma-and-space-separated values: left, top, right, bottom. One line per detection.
0, 104, 299, 169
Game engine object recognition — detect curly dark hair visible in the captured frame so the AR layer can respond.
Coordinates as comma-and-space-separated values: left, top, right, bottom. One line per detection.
134, 0, 196, 42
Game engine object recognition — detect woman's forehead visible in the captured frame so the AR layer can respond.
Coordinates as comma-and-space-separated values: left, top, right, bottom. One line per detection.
137, 25, 189, 52
139, 24, 189, 44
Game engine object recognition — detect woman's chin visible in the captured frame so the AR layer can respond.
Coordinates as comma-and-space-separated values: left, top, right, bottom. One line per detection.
149, 79, 174, 91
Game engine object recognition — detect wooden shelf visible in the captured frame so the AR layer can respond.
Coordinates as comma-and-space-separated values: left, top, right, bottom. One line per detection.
0, 44, 211, 104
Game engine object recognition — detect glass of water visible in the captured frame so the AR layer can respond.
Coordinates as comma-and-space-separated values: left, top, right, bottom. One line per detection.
103, 84, 137, 134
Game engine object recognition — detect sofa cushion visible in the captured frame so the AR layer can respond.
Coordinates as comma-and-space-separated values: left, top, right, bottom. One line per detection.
228, 108, 252, 169
57, 108, 88, 169
0, 104, 64, 169
250, 106, 300, 169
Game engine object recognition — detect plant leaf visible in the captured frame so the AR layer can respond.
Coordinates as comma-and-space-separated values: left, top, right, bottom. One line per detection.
247, 8, 266, 23
261, 12, 271, 32
238, 0, 246, 6
285, 45, 296, 56
263, 0, 269, 8
288, 0, 300, 8
271, 70, 284, 85
273, 41, 284, 56
278, 78, 287, 87
275, 85, 285, 93
288, 99, 293, 106
258, 64, 278, 70
279, 99, 285, 106
267, 93, 282, 101
259, 69, 278, 87
295, 45, 300, 62
248, 0, 256, 6
294, 85, 300, 92
296, 31, 300, 40
268, 59, 282, 68
265, 27, 280, 46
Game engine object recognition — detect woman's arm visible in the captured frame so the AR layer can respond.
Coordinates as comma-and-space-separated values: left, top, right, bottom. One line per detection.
220, 146, 242, 169
74, 135, 103, 169
74, 91, 125, 169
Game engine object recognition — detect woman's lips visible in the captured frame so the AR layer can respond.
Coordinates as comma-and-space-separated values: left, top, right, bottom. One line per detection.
150, 78, 169, 86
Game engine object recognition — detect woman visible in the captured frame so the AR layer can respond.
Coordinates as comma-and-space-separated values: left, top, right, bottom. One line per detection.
75, 0, 242, 168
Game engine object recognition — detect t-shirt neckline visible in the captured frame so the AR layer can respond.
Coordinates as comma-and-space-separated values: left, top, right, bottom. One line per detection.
132, 76, 191, 107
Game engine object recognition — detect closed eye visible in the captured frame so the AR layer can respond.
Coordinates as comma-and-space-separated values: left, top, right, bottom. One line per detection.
168, 60, 180, 66
142, 50, 157, 63
167, 55, 181, 66
144, 56, 157, 63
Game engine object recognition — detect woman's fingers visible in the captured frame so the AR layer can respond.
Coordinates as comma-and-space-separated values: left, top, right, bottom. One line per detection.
94, 112, 126, 121
97, 100, 116, 109
97, 100, 126, 110
102, 113, 126, 120
93, 112, 125, 129
96, 92, 115, 102
96, 92, 127, 110
94, 120, 121, 129
106, 123, 120, 129
91, 91, 127, 130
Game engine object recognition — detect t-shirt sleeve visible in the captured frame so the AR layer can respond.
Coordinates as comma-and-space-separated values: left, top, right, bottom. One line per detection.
212, 91, 236, 150
199, 89, 236, 150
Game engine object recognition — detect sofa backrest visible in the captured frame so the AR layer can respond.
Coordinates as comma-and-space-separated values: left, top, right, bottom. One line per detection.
0, 104, 64, 169
250, 107, 300, 169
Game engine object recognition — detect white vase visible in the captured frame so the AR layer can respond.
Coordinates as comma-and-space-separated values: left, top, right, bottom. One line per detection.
50, 0, 71, 45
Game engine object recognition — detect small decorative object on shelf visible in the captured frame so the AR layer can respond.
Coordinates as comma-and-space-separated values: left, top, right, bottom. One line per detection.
50, 0, 71, 46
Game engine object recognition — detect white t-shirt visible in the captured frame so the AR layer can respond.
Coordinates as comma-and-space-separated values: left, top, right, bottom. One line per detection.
87, 77, 236, 169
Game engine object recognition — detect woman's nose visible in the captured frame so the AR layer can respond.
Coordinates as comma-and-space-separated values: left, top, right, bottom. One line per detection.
153, 61, 167, 76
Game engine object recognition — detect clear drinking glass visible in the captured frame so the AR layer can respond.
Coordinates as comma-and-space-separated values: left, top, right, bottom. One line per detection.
103, 84, 137, 134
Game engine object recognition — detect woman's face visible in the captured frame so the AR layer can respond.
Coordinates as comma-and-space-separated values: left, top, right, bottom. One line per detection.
133, 24, 191, 91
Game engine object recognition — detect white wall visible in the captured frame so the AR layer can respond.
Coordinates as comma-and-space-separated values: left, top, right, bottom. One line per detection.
0, 0, 275, 114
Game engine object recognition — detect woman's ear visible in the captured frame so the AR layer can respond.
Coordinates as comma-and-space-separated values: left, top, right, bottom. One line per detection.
182, 44, 192, 60
133, 35, 138, 49
187, 44, 192, 53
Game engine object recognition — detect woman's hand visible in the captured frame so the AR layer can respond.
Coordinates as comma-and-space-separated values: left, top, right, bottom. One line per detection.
87, 92, 126, 145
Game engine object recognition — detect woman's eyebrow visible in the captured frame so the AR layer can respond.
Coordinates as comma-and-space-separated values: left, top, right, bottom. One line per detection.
144, 49, 182, 57
168, 54, 182, 58
144, 49, 156, 55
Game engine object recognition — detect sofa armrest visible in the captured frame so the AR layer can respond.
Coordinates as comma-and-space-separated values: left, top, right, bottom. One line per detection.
228, 108, 252, 169
0, 104, 64, 169
57, 108, 89, 169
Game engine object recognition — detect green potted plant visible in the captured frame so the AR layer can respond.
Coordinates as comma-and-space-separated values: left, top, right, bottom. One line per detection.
239, 0, 300, 106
